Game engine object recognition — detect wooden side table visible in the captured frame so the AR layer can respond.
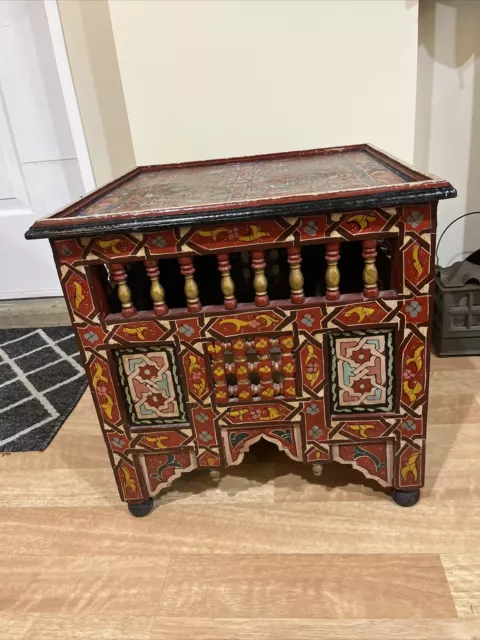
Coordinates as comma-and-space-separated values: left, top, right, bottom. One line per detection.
26, 144, 455, 516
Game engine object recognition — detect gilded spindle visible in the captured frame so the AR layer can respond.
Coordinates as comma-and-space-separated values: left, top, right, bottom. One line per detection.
145, 260, 167, 316
110, 263, 136, 318
287, 246, 305, 304
251, 251, 269, 306
325, 242, 340, 301
233, 338, 252, 402
178, 257, 202, 312
217, 253, 237, 310
362, 239, 379, 298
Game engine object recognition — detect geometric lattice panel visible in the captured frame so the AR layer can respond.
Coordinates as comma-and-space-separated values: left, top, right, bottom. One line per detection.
328, 329, 395, 414
115, 346, 187, 426
208, 335, 296, 405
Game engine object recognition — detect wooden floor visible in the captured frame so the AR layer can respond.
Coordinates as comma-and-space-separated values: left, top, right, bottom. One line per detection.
1, 353, 480, 639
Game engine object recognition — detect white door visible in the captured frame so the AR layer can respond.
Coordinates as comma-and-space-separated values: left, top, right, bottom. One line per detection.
0, 0, 91, 299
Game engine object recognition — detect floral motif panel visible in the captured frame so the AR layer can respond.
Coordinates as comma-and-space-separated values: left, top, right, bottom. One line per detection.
115, 346, 187, 426
328, 329, 395, 414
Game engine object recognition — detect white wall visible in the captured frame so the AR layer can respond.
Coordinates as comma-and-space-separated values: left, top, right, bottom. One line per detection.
108, 0, 420, 166
0, 0, 84, 299
415, 0, 480, 267
57, 0, 136, 186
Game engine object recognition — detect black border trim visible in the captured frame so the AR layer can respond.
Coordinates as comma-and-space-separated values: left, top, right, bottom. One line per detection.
25, 185, 456, 240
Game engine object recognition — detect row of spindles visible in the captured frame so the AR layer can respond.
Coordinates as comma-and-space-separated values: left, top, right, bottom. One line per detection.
324, 239, 379, 301
110, 240, 379, 318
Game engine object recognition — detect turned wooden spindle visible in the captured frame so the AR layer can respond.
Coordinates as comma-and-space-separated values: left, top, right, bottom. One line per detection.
178, 257, 202, 312
217, 253, 237, 310
325, 242, 341, 301
362, 239, 379, 298
110, 263, 136, 318
251, 251, 269, 306
145, 260, 167, 316
233, 338, 251, 402
287, 246, 305, 304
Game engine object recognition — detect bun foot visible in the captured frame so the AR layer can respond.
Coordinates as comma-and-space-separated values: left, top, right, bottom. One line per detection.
312, 465, 323, 477
128, 498, 154, 517
209, 469, 221, 483
391, 488, 420, 507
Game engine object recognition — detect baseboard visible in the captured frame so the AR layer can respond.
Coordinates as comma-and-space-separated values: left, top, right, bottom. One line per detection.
0, 297, 70, 329
0, 288, 62, 299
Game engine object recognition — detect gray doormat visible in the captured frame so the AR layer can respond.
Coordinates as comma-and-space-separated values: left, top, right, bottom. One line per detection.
0, 327, 87, 452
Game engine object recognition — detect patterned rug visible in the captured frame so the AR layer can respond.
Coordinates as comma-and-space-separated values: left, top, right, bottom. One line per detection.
0, 327, 87, 452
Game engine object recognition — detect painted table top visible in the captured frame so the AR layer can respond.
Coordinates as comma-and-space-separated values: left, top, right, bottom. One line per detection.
26, 145, 455, 239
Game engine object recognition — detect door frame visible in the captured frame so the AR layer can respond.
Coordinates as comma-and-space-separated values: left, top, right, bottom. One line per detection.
43, 0, 95, 194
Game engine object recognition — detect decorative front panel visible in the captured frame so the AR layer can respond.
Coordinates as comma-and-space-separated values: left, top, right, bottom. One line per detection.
332, 441, 393, 487
139, 450, 197, 494
115, 346, 187, 426
328, 329, 395, 414
222, 425, 302, 466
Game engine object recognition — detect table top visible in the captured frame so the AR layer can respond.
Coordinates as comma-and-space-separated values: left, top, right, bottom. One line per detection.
26, 144, 456, 239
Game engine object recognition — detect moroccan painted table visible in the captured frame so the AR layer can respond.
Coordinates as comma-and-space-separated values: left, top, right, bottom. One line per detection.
26, 145, 455, 516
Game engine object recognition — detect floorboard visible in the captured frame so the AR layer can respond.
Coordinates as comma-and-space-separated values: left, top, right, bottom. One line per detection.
1, 354, 480, 639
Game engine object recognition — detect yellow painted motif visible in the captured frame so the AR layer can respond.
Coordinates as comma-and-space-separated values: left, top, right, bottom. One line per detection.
305, 344, 320, 385
219, 318, 250, 330
406, 345, 425, 373
72, 281, 85, 310
187, 354, 206, 396
197, 225, 268, 242
92, 362, 114, 420
97, 238, 122, 254
237, 224, 269, 242
208, 343, 222, 356
145, 435, 170, 449
124, 326, 148, 340
229, 406, 281, 421
344, 306, 375, 322
412, 245, 423, 277
198, 228, 229, 240
347, 214, 377, 230
100, 394, 114, 420
121, 466, 137, 493
258, 314, 279, 326
228, 408, 250, 420
403, 380, 423, 402
92, 363, 108, 390
400, 452, 420, 482
219, 314, 279, 330
348, 424, 375, 438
